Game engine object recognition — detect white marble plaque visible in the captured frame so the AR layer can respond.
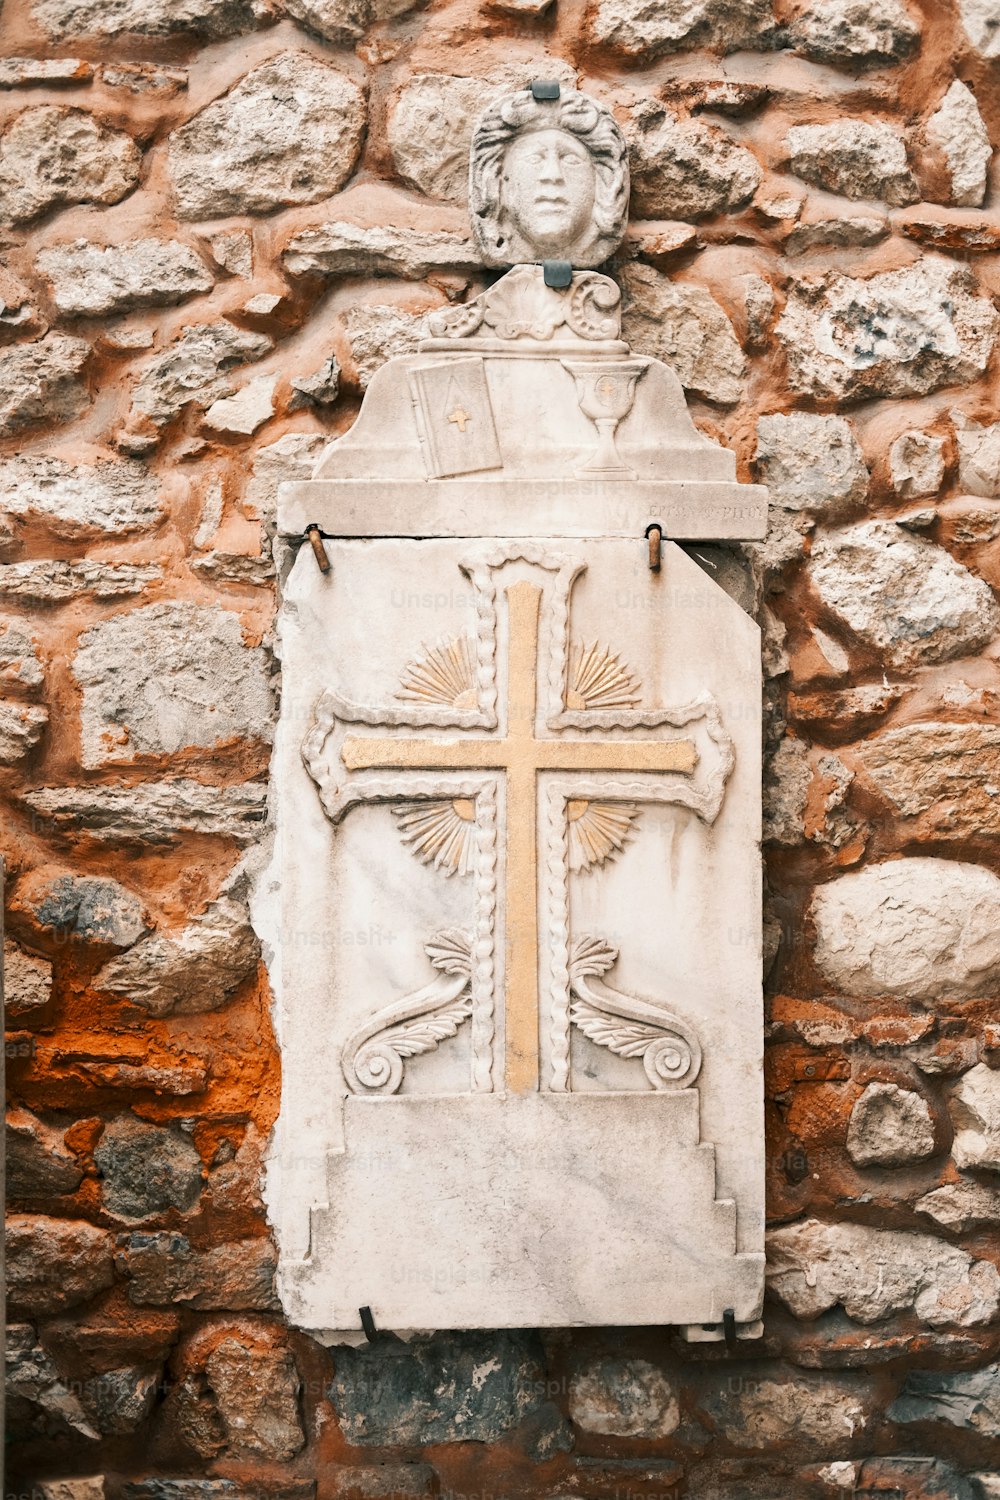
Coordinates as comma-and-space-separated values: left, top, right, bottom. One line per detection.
268, 86, 767, 1342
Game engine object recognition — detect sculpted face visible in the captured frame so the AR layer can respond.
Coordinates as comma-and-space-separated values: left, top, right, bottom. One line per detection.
500, 127, 598, 258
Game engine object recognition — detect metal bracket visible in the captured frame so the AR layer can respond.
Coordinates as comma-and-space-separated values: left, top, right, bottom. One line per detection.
359, 1305, 378, 1342
530, 79, 561, 101
646, 523, 663, 571
723, 1307, 738, 1351
305, 523, 331, 574
543, 260, 573, 289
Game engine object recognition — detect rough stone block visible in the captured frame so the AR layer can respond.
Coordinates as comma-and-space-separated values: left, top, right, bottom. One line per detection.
788, 120, 917, 206
950, 1063, 1000, 1171
288, 354, 341, 410
889, 430, 945, 499
917, 1178, 1000, 1232
94, 879, 259, 1016
889, 1366, 1000, 1435
0, 699, 48, 763
620, 262, 745, 404
6, 1324, 100, 1438
203, 373, 277, 436
168, 53, 365, 219
812, 858, 1000, 1002
208, 229, 253, 278
81, 1365, 160, 1435
41, 1296, 181, 1368
958, 0, 1000, 57
95, 1117, 203, 1220
0, 454, 164, 537
857, 1458, 979, 1500
587, 0, 776, 58
3, 939, 53, 1017
117, 1232, 279, 1309
37, 237, 214, 317
808, 523, 1000, 668
283, 222, 478, 280
846, 1083, 936, 1167
0, 335, 91, 437
128, 321, 271, 429
0, 621, 44, 692
568, 1356, 679, 1436
203, 1334, 305, 1458
788, 0, 921, 65
6, 1106, 84, 1200
342, 304, 430, 390
954, 412, 1000, 498
767, 1219, 1000, 1328
31, 0, 268, 34
777, 260, 998, 401
626, 101, 762, 219
122, 1482, 313, 1500
329, 1330, 552, 1445
6, 1215, 115, 1315
286, 0, 421, 43
319, 1468, 432, 1498
755, 412, 867, 514
0, 107, 140, 224
74, 602, 273, 766
784, 213, 889, 255
0, 56, 92, 84
10, 865, 150, 950
21, 779, 268, 844
855, 723, 1000, 841
924, 82, 992, 208
0, 560, 161, 604
698, 1370, 872, 1448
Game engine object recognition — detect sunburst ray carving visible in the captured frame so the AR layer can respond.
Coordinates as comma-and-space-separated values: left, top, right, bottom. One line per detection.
567, 799, 639, 872
396, 635, 477, 708
393, 798, 477, 877
566, 642, 640, 710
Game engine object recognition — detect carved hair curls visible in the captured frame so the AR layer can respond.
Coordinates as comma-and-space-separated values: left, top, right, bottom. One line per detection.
469, 89, 629, 267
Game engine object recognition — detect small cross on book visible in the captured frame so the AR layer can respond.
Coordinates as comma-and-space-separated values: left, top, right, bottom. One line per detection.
448, 406, 471, 433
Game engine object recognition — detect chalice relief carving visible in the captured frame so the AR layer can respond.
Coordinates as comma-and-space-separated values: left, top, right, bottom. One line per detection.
305, 568, 731, 1099
561, 360, 647, 479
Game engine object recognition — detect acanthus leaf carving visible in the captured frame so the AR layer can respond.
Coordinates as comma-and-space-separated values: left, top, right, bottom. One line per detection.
342, 929, 474, 1096
568, 934, 702, 1091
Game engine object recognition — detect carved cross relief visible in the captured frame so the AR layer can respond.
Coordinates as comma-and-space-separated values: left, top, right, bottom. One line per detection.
302, 547, 734, 1103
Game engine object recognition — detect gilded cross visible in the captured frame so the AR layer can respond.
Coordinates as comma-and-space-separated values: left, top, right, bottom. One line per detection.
342, 582, 697, 1094
448, 406, 472, 433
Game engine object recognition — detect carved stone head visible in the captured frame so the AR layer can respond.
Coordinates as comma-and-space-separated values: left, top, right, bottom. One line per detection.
469, 88, 629, 269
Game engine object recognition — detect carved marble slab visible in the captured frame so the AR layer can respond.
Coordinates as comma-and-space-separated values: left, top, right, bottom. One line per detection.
270, 130, 767, 1331
270, 534, 764, 1339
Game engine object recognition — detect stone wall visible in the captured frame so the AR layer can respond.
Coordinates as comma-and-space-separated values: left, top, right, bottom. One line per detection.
3, 0, 1000, 1495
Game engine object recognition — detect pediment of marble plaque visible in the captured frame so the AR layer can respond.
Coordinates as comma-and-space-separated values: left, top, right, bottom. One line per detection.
307, 266, 745, 487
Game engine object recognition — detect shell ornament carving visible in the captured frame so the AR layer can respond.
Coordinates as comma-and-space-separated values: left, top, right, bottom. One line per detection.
396, 635, 478, 708
566, 799, 638, 872
568, 935, 702, 1090
425, 267, 623, 345
393, 799, 478, 877
566, 642, 640, 710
